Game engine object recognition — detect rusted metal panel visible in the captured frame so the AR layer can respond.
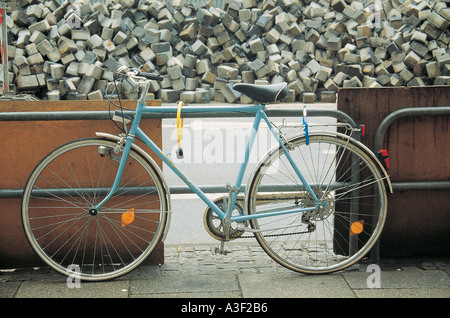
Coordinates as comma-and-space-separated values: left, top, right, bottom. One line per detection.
0, 100, 164, 268
338, 86, 450, 257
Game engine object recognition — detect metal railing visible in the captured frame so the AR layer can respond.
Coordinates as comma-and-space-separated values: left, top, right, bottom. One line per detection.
370, 105, 450, 263
0, 107, 357, 123
3, 105, 449, 196
0, 106, 365, 260
374, 106, 450, 192
0, 107, 358, 198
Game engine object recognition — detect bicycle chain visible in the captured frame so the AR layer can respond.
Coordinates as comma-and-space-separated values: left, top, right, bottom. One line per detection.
206, 196, 314, 240
233, 229, 312, 239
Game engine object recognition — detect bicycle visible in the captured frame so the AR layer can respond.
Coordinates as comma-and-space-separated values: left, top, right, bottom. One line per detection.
21, 67, 392, 281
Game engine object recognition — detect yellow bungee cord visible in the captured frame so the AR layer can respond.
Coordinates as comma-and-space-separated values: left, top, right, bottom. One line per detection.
176, 101, 184, 159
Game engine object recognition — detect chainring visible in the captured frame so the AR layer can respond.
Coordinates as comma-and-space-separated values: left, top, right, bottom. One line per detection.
203, 197, 246, 241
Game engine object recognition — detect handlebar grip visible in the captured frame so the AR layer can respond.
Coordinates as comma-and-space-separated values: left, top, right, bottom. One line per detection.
137, 71, 163, 82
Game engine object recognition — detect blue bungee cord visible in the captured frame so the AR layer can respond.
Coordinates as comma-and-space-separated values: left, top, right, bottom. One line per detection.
303, 105, 309, 146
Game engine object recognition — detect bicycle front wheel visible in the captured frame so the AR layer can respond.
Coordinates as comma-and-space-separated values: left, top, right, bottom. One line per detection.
246, 134, 388, 274
21, 138, 169, 281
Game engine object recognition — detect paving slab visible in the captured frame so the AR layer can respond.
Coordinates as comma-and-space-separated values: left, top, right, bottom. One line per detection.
0, 282, 21, 298
353, 288, 450, 298
130, 273, 241, 298
342, 266, 450, 298
238, 272, 355, 298
14, 279, 130, 298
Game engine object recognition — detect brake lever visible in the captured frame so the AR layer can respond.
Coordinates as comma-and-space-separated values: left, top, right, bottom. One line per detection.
124, 75, 138, 89
115, 67, 153, 88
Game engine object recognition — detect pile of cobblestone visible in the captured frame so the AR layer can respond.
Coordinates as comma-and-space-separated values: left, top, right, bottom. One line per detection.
2, 0, 449, 102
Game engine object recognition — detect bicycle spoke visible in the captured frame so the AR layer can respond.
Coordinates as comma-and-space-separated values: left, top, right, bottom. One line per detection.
247, 134, 387, 274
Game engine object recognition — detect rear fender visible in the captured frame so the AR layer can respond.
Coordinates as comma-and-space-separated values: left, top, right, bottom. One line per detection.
312, 132, 393, 194
247, 131, 393, 196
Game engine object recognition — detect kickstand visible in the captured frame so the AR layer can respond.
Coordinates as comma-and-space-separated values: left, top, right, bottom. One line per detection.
213, 241, 229, 255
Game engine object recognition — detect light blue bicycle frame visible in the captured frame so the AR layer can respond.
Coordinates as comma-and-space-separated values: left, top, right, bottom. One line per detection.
93, 94, 320, 224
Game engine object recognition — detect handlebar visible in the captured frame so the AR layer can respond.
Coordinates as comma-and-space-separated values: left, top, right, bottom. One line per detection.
111, 66, 163, 105
135, 71, 163, 82
114, 66, 163, 82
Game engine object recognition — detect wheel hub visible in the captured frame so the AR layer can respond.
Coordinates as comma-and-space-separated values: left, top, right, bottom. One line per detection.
302, 189, 335, 222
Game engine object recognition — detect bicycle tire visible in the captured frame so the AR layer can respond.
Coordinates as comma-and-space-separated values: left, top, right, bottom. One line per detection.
21, 138, 169, 281
246, 133, 388, 274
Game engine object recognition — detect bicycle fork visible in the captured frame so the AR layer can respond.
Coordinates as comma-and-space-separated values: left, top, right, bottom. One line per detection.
92, 83, 150, 213
90, 133, 135, 214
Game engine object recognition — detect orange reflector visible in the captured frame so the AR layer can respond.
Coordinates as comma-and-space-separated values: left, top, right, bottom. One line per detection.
350, 220, 364, 236
121, 208, 135, 227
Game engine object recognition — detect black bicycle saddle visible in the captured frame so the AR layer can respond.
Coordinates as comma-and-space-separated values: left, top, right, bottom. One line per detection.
232, 82, 289, 103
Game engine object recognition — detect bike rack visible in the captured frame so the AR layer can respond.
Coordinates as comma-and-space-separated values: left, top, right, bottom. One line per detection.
374, 106, 450, 193
370, 106, 450, 263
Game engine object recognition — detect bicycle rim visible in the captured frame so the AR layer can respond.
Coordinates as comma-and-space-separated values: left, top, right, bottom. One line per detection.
246, 134, 388, 274
21, 138, 168, 281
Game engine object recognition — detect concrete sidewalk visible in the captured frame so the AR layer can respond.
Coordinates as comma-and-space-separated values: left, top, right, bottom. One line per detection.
1, 242, 449, 299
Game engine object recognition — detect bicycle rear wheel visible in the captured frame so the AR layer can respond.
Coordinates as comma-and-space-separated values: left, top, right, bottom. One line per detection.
246, 134, 388, 274
21, 138, 169, 281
